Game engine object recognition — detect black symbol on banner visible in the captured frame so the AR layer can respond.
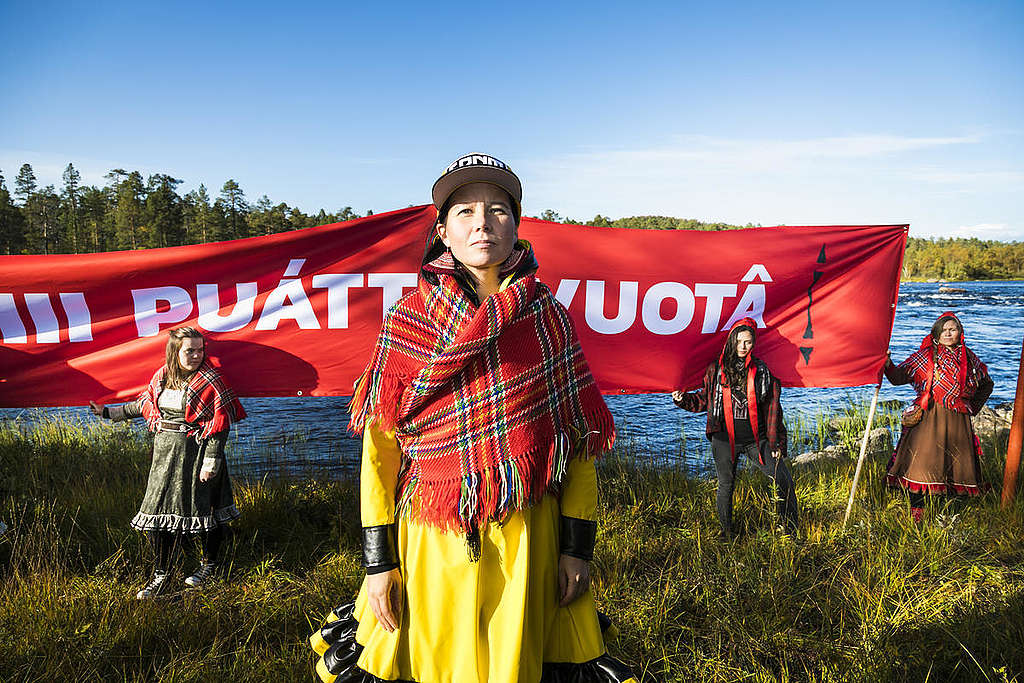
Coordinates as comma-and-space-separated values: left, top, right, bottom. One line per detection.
799, 245, 826, 365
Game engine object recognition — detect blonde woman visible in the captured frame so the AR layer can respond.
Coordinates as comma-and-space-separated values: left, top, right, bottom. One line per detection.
92, 327, 245, 598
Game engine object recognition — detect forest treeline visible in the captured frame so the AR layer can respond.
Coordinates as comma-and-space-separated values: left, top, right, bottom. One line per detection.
0, 163, 367, 255
1, 162, 1020, 280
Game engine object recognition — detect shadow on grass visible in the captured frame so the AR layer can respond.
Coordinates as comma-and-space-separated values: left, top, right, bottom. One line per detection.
877, 591, 1024, 682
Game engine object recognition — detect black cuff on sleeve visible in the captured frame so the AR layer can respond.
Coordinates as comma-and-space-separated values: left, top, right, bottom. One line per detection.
560, 515, 597, 561
362, 524, 399, 572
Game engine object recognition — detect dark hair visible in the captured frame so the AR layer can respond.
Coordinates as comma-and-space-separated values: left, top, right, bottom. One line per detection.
165, 327, 205, 389
930, 315, 962, 343
720, 325, 755, 387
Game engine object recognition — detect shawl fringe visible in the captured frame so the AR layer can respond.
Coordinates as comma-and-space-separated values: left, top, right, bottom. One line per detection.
395, 408, 615, 530
349, 252, 614, 533
349, 371, 408, 435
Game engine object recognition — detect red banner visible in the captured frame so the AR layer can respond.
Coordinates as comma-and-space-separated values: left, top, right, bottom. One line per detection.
0, 206, 907, 406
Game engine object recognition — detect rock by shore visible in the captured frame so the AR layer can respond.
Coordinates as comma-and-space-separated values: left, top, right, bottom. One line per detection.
795, 401, 1014, 467
793, 427, 892, 466
973, 401, 1015, 442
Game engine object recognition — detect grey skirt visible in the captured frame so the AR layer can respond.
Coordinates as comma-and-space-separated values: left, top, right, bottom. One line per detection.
130, 430, 240, 533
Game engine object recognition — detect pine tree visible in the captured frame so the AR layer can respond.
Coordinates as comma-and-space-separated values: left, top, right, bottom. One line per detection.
249, 199, 293, 235
247, 195, 275, 236
337, 206, 359, 222
107, 169, 146, 250
217, 179, 249, 240
0, 171, 27, 255
145, 174, 183, 247
80, 186, 110, 252
14, 164, 37, 206
61, 163, 83, 252
23, 185, 60, 254
183, 185, 214, 243
288, 205, 311, 230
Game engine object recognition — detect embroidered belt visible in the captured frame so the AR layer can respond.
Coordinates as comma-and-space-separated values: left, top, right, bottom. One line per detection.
157, 420, 191, 433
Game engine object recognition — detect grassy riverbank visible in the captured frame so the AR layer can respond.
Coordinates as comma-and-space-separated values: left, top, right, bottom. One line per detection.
1, 416, 1023, 682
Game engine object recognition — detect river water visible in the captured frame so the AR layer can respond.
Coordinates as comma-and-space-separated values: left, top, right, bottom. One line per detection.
3, 281, 1022, 479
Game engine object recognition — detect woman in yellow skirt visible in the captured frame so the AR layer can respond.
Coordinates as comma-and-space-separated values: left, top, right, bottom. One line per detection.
310, 154, 637, 682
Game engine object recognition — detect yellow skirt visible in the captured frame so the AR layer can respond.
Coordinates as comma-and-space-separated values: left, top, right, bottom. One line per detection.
310, 494, 636, 683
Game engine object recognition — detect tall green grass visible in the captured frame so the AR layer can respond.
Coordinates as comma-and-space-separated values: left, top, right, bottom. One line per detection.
1, 412, 1022, 682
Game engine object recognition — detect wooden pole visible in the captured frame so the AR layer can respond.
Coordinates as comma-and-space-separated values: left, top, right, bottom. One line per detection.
843, 383, 882, 528
1000, 336, 1024, 508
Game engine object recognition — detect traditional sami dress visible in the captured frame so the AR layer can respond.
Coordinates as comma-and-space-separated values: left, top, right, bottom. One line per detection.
885, 316, 993, 496
110, 361, 245, 532
310, 243, 637, 683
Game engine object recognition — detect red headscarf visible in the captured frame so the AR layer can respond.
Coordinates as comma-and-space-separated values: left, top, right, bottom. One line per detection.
719, 317, 761, 463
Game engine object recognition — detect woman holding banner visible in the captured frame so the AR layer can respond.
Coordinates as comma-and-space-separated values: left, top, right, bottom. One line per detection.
90, 326, 245, 598
884, 312, 993, 522
309, 154, 635, 683
672, 318, 797, 538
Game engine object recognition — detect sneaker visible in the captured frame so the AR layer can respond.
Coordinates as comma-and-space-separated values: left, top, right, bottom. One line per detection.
184, 563, 218, 589
775, 523, 798, 539
136, 570, 171, 599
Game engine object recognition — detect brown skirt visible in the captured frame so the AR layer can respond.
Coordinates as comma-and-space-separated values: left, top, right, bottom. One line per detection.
886, 404, 989, 496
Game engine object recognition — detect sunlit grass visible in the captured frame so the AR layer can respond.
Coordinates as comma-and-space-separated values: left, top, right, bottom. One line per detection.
1, 412, 1022, 682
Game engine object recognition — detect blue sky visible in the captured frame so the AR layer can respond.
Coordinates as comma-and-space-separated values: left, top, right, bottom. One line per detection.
2, 0, 1022, 239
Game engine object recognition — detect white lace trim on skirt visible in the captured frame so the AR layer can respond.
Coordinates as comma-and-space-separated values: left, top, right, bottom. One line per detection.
130, 504, 240, 532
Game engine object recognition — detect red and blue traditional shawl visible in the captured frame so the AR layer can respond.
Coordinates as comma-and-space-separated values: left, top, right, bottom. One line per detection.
139, 359, 246, 441
349, 255, 614, 533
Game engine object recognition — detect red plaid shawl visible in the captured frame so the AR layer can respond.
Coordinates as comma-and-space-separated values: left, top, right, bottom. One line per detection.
349, 268, 615, 532
897, 313, 988, 414
139, 360, 246, 441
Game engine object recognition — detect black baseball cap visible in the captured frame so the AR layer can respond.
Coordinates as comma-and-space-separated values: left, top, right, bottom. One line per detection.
431, 153, 522, 221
